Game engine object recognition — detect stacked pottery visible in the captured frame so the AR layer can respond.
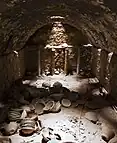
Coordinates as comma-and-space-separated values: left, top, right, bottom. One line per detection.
8, 108, 23, 122
3, 122, 18, 136
43, 101, 55, 112
19, 119, 36, 136
32, 99, 45, 115
61, 99, 71, 107
51, 101, 61, 113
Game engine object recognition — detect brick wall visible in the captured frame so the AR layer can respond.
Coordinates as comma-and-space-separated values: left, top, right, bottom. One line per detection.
0, 49, 25, 98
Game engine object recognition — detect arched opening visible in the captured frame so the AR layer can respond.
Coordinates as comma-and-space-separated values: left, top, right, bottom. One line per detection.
24, 22, 89, 77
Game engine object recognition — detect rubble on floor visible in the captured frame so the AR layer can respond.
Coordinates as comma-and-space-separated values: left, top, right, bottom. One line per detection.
0, 76, 116, 143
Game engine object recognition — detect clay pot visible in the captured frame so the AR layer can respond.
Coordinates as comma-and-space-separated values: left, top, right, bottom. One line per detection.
109, 136, 117, 143
32, 98, 45, 115
0, 136, 11, 143
27, 112, 38, 121
53, 82, 62, 88
43, 101, 55, 112
51, 101, 61, 113
3, 122, 18, 135
101, 125, 115, 142
19, 119, 36, 136
42, 127, 51, 142
21, 106, 31, 113
42, 82, 51, 88
35, 102, 45, 115
61, 99, 71, 107
8, 108, 23, 122
20, 110, 27, 119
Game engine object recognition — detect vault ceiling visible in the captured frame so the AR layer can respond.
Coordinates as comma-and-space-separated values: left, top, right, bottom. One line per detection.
0, 0, 117, 55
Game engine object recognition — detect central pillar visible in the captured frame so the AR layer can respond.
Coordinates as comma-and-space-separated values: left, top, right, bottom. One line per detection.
100, 49, 108, 85
64, 48, 68, 75
51, 49, 55, 75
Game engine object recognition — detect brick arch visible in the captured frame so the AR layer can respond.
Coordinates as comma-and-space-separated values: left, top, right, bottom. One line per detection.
0, 1, 117, 55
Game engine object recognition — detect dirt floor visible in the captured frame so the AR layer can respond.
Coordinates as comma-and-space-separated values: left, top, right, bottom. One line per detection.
10, 105, 117, 143
1, 74, 117, 143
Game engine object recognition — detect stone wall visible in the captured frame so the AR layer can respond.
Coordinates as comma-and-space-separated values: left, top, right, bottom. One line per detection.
0, 0, 117, 99
109, 54, 117, 99
0, 0, 117, 56
0, 49, 25, 98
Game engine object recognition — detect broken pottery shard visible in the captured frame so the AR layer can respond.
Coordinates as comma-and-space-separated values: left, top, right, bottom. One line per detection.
21, 105, 31, 113
35, 102, 45, 115
101, 124, 115, 142
0, 136, 11, 143
42, 127, 51, 142
84, 112, 98, 124
55, 71, 60, 75
4, 122, 18, 135
19, 119, 36, 136
61, 99, 71, 107
42, 82, 51, 88
51, 101, 61, 113
27, 112, 38, 121
20, 110, 27, 119
109, 136, 117, 143
43, 101, 55, 112
53, 82, 62, 88
8, 108, 22, 122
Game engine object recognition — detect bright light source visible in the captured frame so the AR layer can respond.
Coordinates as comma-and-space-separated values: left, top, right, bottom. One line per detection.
50, 16, 65, 19
83, 44, 93, 47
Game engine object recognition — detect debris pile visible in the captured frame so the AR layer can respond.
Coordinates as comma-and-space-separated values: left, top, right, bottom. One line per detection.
0, 79, 115, 143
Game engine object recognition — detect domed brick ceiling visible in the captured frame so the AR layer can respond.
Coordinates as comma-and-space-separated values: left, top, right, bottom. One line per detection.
0, 0, 117, 56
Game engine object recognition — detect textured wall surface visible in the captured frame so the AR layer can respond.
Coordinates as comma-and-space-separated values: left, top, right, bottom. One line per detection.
0, 0, 117, 55
0, 0, 117, 97
109, 54, 117, 99
0, 49, 25, 97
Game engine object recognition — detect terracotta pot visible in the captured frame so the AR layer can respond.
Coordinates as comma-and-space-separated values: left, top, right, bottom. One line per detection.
8, 108, 22, 122
109, 136, 117, 143
101, 125, 115, 142
19, 119, 36, 136
51, 101, 61, 113
3, 122, 18, 135
43, 101, 55, 112
61, 99, 71, 107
